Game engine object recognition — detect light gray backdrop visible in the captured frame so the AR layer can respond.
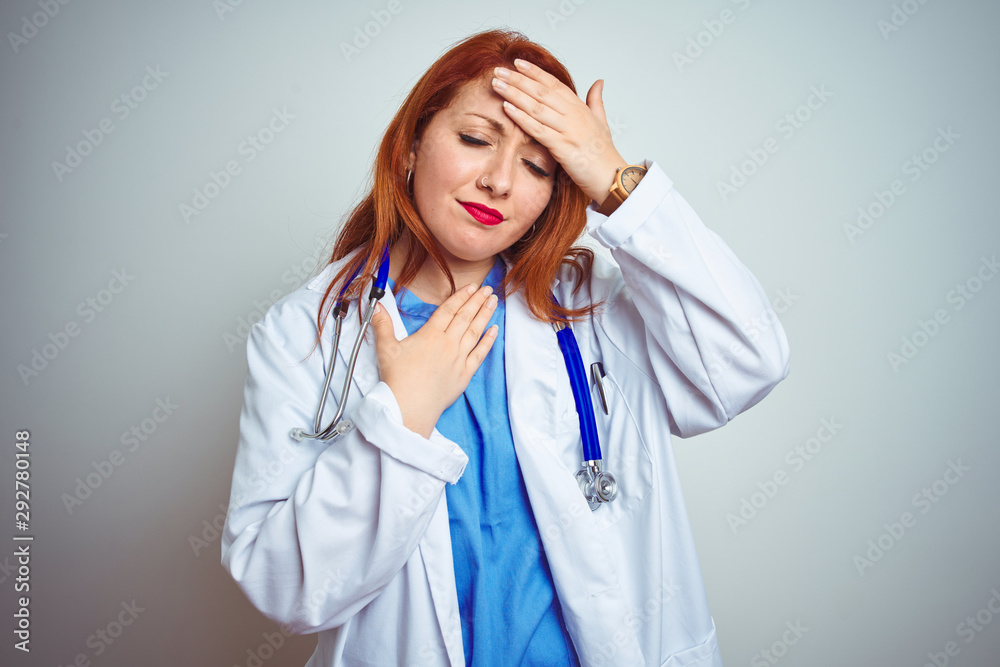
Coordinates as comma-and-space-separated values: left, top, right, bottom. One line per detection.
2, 1, 998, 665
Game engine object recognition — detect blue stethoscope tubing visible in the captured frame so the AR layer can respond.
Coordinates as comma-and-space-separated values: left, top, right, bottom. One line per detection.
290, 245, 618, 509
552, 297, 618, 509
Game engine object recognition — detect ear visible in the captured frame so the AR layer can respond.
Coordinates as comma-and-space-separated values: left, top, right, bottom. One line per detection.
407, 138, 420, 171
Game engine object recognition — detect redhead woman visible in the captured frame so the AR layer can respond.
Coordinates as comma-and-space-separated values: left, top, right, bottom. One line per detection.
222, 28, 789, 667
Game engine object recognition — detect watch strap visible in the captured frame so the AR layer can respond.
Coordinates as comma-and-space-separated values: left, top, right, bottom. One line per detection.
597, 164, 647, 216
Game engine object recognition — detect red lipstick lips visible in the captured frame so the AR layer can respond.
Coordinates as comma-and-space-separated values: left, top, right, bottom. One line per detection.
460, 202, 503, 226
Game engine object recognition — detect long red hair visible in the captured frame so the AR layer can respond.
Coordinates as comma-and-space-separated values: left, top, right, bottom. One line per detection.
315, 28, 598, 344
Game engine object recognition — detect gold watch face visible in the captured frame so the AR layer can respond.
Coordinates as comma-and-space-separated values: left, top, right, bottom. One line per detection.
621, 166, 647, 193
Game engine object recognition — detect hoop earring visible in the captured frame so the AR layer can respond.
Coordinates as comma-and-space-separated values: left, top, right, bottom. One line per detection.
406, 169, 413, 193
520, 222, 536, 242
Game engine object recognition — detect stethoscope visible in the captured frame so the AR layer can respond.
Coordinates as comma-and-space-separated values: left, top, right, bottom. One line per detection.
290, 246, 618, 510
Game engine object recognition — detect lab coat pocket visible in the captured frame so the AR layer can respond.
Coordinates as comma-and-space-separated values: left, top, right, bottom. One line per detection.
551, 362, 655, 530
588, 366, 655, 530
659, 621, 722, 666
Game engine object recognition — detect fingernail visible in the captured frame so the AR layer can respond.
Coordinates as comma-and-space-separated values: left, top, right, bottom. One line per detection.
514, 59, 530, 70
488, 295, 498, 308
466, 284, 476, 294
492, 77, 507, 91
482, 285, 493, 296
494, 66, 511, 79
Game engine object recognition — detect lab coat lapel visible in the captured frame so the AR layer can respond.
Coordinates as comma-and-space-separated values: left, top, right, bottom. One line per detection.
312, 266, 463, 665
504, 283, 645, 665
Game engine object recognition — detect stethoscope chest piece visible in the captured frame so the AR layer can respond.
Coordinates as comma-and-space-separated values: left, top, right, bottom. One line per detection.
576, 461, 618, 511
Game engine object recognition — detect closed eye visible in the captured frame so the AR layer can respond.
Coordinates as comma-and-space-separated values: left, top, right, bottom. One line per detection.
459, 133, 489, 147
459, 134, 551, 178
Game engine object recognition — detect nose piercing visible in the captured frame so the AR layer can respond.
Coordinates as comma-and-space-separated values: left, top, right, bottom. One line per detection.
481, 176, 489, 188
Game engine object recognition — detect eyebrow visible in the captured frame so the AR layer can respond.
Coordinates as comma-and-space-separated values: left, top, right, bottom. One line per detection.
465, 112, 543, 147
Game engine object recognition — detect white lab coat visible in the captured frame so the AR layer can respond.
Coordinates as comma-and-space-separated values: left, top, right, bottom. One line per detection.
222, 160, 790, 667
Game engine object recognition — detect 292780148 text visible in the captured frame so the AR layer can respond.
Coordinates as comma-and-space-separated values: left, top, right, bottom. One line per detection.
13, 429, 34, 653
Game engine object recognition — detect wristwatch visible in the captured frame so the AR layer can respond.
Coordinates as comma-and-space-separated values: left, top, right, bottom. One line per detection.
597, 164, 648, 216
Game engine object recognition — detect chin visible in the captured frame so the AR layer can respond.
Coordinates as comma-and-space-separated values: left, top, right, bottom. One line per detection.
440, 241, 503, 265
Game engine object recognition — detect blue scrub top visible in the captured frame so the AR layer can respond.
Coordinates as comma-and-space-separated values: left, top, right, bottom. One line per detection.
388, 259, 579, 666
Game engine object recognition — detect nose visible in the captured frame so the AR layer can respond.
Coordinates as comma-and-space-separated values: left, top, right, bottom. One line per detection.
479, 152, 516, 197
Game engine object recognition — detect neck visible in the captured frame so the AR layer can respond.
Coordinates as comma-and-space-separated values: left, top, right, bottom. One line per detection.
388, 233, 497, 306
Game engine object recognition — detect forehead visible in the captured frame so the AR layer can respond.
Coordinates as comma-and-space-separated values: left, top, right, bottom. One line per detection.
437, 76, 544, 148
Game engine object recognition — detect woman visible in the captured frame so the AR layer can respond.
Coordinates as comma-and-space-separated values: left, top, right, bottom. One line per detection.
222, 28, 790, 666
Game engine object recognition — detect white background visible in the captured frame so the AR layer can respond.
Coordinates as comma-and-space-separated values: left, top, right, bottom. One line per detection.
1, 1, 998, 665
